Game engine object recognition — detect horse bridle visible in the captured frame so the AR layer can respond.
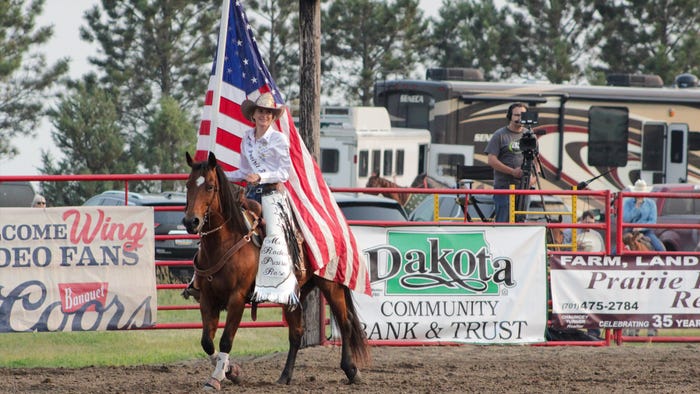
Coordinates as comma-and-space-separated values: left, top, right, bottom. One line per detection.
192, 168, 262, 281
197, 170, 225, 237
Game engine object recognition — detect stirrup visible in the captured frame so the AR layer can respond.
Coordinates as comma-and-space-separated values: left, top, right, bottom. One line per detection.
181, 283, 200, 302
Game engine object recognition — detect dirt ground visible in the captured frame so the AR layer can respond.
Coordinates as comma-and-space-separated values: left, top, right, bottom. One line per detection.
2, 343, 700, 393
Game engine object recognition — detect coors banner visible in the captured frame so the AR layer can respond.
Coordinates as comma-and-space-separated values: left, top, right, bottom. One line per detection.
0, 207, 157, 332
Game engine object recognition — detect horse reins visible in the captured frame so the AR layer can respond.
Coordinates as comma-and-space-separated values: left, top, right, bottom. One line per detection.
194, 213, 260, 281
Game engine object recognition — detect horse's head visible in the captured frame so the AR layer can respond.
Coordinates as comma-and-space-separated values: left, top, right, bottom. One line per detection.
183, 152, 242, 235
365, 173, 379, 188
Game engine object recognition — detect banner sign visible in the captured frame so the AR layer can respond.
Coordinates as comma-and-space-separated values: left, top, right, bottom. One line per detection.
341, 226, 548, 344
0, 207, 157, 332
550, 254, 700, 331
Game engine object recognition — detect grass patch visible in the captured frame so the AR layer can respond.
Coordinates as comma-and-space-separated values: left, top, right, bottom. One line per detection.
0, 289, 290, 368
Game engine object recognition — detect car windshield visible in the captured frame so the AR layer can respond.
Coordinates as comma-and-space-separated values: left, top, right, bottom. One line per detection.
526, 199, 571, 223
339, 204, 407, 221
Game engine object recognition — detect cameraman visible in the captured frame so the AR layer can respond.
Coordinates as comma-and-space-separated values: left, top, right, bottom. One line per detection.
485, 102, 536, 222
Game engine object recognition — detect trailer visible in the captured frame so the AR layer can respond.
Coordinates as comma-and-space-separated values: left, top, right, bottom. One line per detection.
318, 106, 468, 187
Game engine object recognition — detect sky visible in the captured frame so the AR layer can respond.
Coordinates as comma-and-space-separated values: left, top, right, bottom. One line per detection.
0, 0, 440, 176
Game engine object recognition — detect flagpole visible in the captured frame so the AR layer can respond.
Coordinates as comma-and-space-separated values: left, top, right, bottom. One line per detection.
208, 0, 231, 154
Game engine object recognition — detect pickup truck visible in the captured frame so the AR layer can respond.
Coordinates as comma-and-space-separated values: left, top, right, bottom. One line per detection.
650, 183, 700, 251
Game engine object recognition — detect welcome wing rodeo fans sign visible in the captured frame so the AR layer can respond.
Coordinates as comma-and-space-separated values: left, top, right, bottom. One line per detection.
0, 207, 157, 332
343, 226, 548, 344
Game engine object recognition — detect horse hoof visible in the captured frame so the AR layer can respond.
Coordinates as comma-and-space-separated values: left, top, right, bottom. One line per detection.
347, 370, 362, 385
226, 362, 242, 384
203, 377, 221, 390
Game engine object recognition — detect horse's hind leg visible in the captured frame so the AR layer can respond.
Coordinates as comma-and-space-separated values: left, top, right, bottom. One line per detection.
277, 304, 304, 385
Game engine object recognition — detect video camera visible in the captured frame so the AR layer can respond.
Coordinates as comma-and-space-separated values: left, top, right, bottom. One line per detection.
519, 111, 538, 125
518, 111, 540, 153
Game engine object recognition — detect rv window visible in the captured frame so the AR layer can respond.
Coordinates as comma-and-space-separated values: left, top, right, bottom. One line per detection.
396, 150, 405, 175
588, 106, 628, 167
383, 150, 393, 176
372, 150, 381, 175
669, 129, 684, 163
384, 92, 432, 129
642, 123, 665, 171
359, 150, 369, 177
320, 149, 339, 173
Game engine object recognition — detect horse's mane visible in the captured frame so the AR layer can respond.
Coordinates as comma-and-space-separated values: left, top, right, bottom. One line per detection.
410, 173, 451, 189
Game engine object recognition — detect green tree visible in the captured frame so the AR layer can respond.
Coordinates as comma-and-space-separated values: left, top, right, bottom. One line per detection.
508, 0, 599, 83
246, 0, 300, 101
430, 0, 520, 80
322, 0, 430, 105
80, 0, 220, 132
39, 77, 136, 206
134, 96, 196, 191
0, 0, 68, 160
594, 0, 700, 84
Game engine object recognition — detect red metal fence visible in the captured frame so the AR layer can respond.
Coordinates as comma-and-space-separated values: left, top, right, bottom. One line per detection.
3, 173, 699, 346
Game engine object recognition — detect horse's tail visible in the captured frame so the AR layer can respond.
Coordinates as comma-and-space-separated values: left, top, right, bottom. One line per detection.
344, 287, 371, 367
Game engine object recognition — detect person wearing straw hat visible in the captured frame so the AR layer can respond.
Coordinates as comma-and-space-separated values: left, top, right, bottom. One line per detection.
622, 179, 665, 251
224, 92, 289, 200
224, 92, 300, 307
184, 92, 300, 307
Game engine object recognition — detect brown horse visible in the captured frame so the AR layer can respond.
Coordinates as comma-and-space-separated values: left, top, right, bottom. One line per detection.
365, 174, 411, 205
623, 231, 653, 251
183, 152, 369, 390
366, 173, 449, 212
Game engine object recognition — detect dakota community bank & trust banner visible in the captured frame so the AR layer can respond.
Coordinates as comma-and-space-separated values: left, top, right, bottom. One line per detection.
0, 207, 157, 332
343, 226, 548, 344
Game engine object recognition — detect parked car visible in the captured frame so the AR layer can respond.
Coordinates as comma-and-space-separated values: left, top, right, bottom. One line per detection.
640, 183, 699, 251
0, 181, 36, 207
333, 193, 408, 222
409, 193, 571, 223
83, 191, 196, 277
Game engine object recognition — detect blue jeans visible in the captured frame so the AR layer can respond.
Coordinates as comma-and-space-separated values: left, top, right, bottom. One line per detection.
641, 229, 665, 251
493, 194, 509, 223
493, 193, 529, 223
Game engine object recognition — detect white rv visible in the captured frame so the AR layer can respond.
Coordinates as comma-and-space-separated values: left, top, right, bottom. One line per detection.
318, 107, 468, 188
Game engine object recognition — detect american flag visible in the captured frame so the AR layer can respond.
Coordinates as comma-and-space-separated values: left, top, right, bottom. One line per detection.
194, 0, 370, 295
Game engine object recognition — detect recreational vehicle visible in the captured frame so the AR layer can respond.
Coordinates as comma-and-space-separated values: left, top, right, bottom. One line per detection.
374, 69, 700, 191
318, 107, 468, 187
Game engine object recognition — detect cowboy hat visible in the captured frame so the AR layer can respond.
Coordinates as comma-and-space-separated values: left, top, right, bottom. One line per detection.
630, 179, 652, 193
240, 92, 285, 122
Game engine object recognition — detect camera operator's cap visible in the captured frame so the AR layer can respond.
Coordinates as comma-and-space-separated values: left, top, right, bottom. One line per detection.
240, 92, 285, 122
630, 179, 652, 193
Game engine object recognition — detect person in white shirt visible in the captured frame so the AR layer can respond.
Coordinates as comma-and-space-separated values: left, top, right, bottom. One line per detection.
184, 93, 300, 307
224, 92, 291, 201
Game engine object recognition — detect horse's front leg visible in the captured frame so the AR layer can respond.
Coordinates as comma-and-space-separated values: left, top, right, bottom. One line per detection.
199, 302, 219, 358
208, 294, 247, 388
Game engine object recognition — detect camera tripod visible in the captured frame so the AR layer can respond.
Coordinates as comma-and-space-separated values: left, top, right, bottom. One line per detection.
515, 141, 549, 223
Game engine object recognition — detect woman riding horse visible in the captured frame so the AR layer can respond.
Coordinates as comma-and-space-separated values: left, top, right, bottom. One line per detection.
183, 151, 369, 389
185, 93, 300, 308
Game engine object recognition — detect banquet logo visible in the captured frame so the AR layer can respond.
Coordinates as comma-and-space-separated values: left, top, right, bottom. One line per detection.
58, 282, 109, 313
366, 231, 515, 295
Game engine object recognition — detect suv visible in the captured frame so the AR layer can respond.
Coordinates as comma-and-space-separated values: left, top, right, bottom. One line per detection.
83, 191, 197, 269
333, 193, 408, 222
